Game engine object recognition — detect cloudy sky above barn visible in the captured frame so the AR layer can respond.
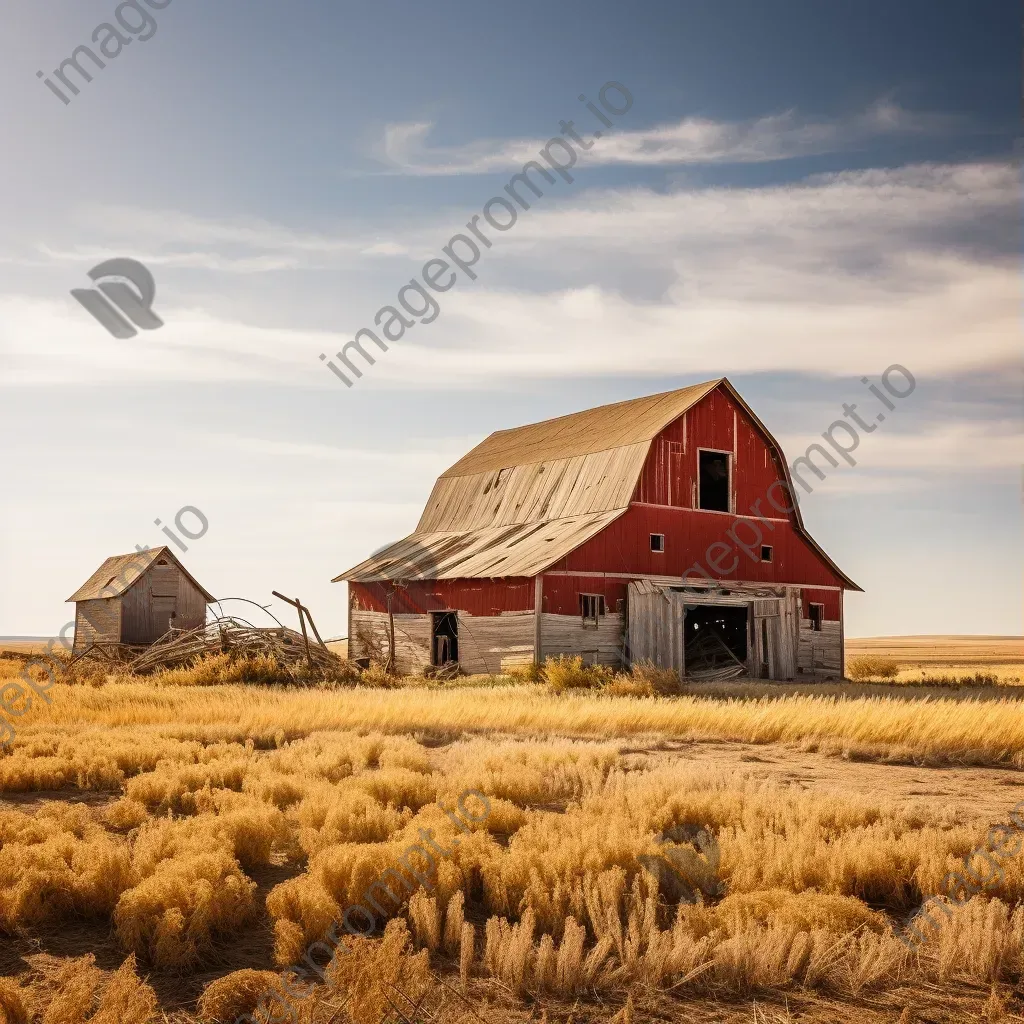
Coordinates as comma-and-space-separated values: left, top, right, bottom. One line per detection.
0, 0, 1018, 637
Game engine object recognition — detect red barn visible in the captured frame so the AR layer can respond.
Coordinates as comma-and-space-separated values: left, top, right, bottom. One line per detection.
335, 379, 860, 680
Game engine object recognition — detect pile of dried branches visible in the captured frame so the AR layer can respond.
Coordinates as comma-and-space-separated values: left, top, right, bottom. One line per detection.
128, 616, 343, 675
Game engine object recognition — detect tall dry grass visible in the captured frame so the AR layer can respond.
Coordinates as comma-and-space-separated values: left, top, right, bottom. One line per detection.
0, 658, 1021, 1016
6, 670, 1022, 769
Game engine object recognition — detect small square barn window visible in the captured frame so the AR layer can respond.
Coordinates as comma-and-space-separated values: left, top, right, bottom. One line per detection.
809, 603, 824, 632
650, 533, 665, 553
761, 545, 773, 563
579, 594, 605, 628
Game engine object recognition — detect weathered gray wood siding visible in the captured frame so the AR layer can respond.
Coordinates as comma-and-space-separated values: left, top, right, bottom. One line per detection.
626, 581, 801, 680
540, 611, 625, 668
350, 607, 538, 675
797, 617, 842, 677
121, 560, 207, 645
73, 599, 120, 653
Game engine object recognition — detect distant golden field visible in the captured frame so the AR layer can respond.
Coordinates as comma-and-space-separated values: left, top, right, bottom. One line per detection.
0, 646, 1021, 1022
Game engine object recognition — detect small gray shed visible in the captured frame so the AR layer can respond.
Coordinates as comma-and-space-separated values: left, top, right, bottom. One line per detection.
67, 546, 214, 654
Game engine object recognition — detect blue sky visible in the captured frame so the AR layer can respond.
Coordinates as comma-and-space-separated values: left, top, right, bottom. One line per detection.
1, 0, 1019, 639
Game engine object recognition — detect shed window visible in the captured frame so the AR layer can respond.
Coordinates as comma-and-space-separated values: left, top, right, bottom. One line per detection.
698, 450, 731, 512
809, 603, 824, 632
650, 533, 665, 553
579, 594, 605, 628
761, 545, 773, 563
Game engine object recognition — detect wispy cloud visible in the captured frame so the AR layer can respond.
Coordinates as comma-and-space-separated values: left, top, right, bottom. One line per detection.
377, 102, 954, 175
0, 161, 1015, 390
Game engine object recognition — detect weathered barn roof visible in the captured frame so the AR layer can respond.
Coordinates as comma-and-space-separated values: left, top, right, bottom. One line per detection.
67, 546, 215, 603
339, 511, 623, 582
440, 380, 719, 479
336, 379, 859, 588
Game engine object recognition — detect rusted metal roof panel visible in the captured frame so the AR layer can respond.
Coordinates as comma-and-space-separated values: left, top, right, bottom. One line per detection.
334, 510, 626, 582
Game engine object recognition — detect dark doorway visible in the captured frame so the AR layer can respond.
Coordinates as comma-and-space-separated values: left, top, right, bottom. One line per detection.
431, 611, 459, 666
698, 450, 730, 512
684, 604, 748, 677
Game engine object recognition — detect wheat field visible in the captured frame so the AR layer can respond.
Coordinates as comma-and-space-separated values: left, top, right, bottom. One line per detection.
0, 653, 1021, 1022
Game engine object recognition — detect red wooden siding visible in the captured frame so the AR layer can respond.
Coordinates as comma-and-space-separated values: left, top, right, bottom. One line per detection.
633, 390, 790, 518
549, 387, 846, 602
541, 575, 629, 617
350, 578, 534, 616
550, 506, 843, 590
801, 588, 841, 619
349, 384, 850, 627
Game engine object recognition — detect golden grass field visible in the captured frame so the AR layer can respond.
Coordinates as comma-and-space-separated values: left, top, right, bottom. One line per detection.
0, 641, 1021, 1023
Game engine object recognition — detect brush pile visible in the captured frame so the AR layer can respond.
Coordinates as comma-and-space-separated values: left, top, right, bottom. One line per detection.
128, 616, 342, 675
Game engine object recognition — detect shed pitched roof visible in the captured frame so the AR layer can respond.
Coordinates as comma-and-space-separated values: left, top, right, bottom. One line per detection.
67, 546, 215, 603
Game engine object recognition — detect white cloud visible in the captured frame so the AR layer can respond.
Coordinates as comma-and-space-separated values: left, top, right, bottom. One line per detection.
0, 161, 1015, 390
377, 101, 954, 175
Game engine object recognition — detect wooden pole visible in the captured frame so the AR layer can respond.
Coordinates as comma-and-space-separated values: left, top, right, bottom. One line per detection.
386, 591, 396, 675
271, 591, 312, 668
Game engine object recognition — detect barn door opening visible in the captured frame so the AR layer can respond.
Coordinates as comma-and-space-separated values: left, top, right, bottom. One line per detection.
683, 605, 747, 679
431, 611, 459, 666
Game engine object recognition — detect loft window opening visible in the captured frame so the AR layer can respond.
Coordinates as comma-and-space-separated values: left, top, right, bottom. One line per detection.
650, 533, 665, 553
698, 450, 731, 512
809, 603, 824, 632
761, 545, 773, 563
579, 593, 605, 628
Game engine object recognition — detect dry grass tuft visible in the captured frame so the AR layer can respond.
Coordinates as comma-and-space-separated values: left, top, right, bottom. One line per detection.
544, 655, 615, 692
847, 657, 901, 681
325, 919, 431, 1024
630, 659, 683, 694
196, 969, 287, 1024
0, 979, 30, 1024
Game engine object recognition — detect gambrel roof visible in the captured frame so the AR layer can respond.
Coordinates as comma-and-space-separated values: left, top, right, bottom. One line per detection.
336, 378, 859, 589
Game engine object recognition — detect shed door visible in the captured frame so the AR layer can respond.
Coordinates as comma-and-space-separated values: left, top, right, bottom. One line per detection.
152, 596, 177, 638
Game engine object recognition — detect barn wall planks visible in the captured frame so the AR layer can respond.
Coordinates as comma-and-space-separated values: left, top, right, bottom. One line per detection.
350, 608, 432, 674
350, 579, 534, 617
542, 575, 629, 617
540, 611, 625, 667
626, 582, 801, 678
350, 607, 537, 676
120, 561, 208, 645
552, 505, 844, 591
457, 610, 535, 674
801, 588, 841, 620
798, 618, 843, 676
176, 573, 208, 631
73, 599, 120, 652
